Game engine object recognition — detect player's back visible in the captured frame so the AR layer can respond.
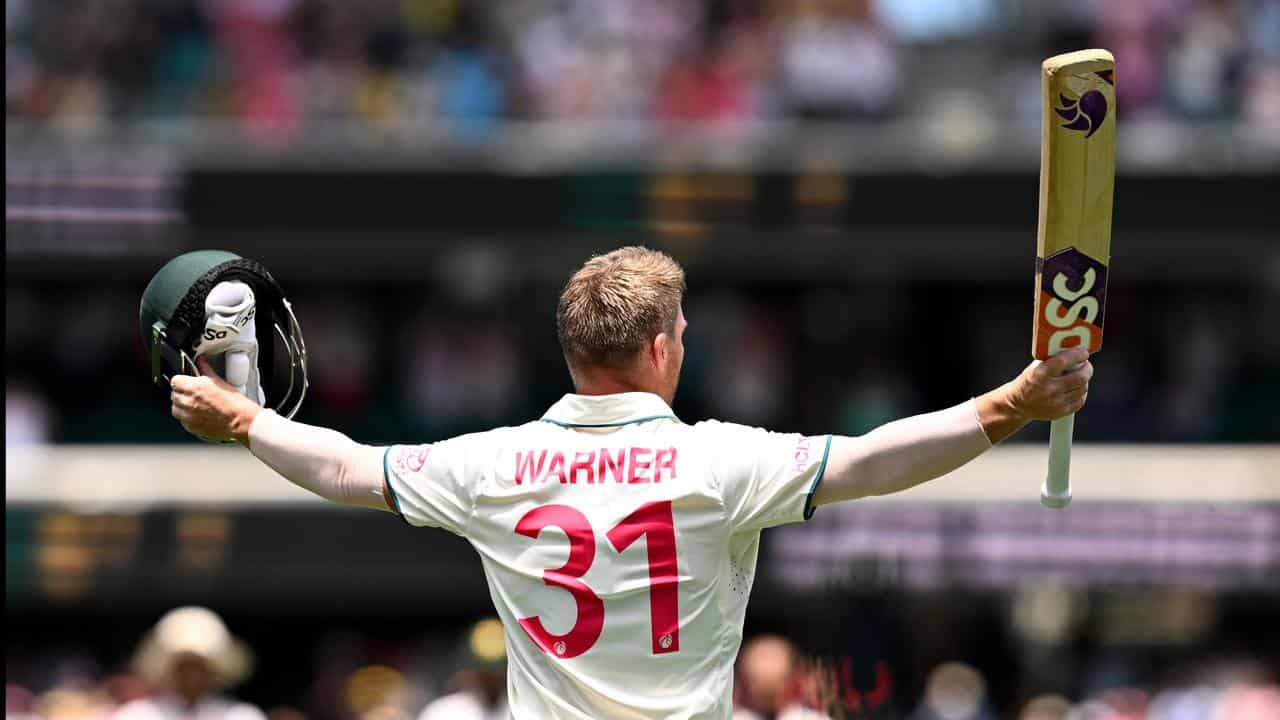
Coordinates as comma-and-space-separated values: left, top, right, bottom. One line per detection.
383, 393, 831, 720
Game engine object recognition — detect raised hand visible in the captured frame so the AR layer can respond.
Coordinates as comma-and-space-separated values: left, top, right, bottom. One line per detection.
1008, 346, 1094, 422
170, 356, 262, 444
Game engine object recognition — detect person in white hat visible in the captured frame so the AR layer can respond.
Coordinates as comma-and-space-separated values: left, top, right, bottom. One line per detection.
113, 607, 266, 720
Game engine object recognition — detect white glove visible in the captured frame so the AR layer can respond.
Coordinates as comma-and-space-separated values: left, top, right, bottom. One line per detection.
193, 280, 267, 406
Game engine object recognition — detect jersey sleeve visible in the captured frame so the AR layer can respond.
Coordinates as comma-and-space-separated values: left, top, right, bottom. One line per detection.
383, 436, 476, 535
706, 422, 833, 533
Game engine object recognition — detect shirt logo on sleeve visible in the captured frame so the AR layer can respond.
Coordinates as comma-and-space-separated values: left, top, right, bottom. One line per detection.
793, 436, 812, 474
514, 447, 678, 485
405, 446, 430, 472
391, 445, 431, 476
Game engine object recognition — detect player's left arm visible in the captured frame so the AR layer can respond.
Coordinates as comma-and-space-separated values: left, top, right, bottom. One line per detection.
812, 347, 1092, 506
170, 356, 394, 512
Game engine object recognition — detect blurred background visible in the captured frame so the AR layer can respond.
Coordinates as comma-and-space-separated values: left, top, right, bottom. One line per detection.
6, 0, 1279, 719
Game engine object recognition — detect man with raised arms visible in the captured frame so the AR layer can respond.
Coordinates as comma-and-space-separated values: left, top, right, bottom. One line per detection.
170, 246, 1092, 720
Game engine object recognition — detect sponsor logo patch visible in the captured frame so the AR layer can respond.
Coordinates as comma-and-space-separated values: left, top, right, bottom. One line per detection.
1035, 248, 1108, 358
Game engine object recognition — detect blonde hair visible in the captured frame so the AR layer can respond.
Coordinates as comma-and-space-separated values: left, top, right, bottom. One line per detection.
557, 247, 686, 370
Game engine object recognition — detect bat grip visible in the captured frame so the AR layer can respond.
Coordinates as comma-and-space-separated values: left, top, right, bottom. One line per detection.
1041, 413, 1074, 508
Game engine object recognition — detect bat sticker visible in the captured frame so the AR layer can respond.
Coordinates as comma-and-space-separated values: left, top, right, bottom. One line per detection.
1054, 90, 1109, 138
1035, 247, 1108, 357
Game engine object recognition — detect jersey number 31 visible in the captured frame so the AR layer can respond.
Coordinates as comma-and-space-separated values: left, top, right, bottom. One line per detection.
516, 501, 679, 659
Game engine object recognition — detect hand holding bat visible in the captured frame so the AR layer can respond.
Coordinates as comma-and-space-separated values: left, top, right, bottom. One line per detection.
1007, 347, 1094, 422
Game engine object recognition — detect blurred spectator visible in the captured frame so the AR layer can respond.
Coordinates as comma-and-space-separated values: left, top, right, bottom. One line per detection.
8, 652, 106, 720
778, 0, 901, 119
1164, 0, 1246, 119
114, 606, 265, 720
432, 5, 506, 137
1090, 0, 1171, 117
911, 662, 994, 720
1242, 61, 1280, 131
6, 381, 55, 446
416, 618, 507, 720
734, 634, 832, 720
656, 45, 753, 125
102, 676, 150, 709
33, 688, 111, 720
1019, 694, 1071, 720
210, 0, 304, 144
736, 634, 796, 718
7, 684, 41, 720
1213, 683, 1280, 720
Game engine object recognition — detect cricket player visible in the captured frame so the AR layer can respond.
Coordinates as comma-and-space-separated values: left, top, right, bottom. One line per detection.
170, 247, 1092, 719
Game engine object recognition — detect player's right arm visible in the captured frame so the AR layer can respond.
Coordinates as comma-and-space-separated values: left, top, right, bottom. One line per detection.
170, 356, 393, 512
247, 409, 393, 511
171, 356, 476, 529
811, 347, 1092, 506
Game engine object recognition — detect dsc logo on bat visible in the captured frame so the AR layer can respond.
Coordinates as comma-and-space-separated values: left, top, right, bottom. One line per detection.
1035, 248, 1108, 358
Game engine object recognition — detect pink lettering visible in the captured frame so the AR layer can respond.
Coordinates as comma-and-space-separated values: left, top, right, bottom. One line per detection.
653, 448, 677, 483
793, 437, 812, 474
628, 447, 653, 484
514, 450, 548, 485
598, 449, 626, 483
516, 447, 681, 488
547, 452, 567, 484
569, 451, 596, 484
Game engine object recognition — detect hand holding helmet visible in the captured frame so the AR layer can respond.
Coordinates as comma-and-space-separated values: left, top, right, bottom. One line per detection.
140, 250, 308, 441
170, 357, 262, 444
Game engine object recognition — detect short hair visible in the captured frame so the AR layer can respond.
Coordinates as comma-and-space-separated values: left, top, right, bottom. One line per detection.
556, 247, 686, 370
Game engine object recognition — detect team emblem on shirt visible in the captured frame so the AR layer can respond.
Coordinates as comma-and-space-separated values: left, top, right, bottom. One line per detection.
391, 445, 432, 475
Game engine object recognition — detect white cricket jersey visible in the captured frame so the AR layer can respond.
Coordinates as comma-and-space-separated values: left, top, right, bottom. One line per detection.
383, 393, 831, 720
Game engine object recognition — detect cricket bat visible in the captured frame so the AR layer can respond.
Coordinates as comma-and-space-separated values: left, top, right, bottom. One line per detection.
1033, 49, 1116, 509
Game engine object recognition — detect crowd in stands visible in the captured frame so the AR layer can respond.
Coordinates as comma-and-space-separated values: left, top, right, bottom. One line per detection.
7, 0, 1280, 138
7, 606, 1279, 720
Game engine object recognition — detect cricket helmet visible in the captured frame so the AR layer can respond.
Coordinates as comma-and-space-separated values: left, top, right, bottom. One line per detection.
140, 250, 308, 419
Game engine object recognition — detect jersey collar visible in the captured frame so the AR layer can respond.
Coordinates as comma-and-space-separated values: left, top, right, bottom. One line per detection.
541, 392, 679, 428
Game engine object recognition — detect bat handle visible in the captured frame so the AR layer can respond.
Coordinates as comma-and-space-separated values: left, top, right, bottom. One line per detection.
1041, 413, 1074, 508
